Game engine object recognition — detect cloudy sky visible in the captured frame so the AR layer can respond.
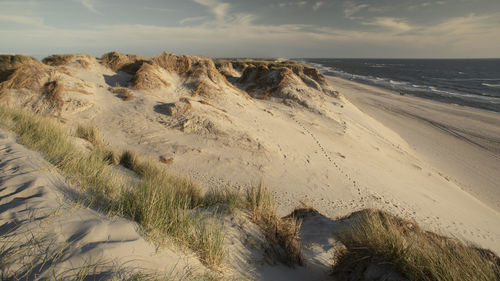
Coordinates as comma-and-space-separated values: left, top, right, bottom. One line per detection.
1, 0, 499, 58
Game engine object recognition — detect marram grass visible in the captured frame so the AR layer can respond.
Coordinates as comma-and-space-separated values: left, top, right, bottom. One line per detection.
0, 106, 225, 269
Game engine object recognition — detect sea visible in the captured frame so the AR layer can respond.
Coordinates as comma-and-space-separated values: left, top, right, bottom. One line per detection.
302, 59, 500, 113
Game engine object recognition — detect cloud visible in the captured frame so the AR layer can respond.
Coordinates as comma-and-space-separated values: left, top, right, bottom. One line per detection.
409, 1, 447, 10
0, 2, 498, 58
80, 0, 100, 14
279, 1, 307, 8
362, 17, 412, 32
344, 2, 369, 20
179, 16, 207, 25
194, 0, 230, 22
313, 1, 324, 11
0, 15, 44, 26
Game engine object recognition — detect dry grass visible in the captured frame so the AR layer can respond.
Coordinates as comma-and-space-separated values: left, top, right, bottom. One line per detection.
0, 61, 49, 91
76, 124, 120, 165
245, 184, 304, 267
216, 58, 301, 74
42, 54, 76, 66
192, 81, 217, 98
203, 187, 244, 214
110, 86, 135, 101
76, 124, 103, 146
133, 63, 171, 90
41, 54, 94, 69
0, 106, 226, 269
101, 52, 150, 74
43, 79, 65, 116
152, 52, 193, 74
117, 150, 226, 267
333, 209, 500, 281
0, 55, 39, 82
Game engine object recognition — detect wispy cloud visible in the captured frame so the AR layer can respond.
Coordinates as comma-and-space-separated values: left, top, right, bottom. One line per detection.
0, 15, 44, 26
194, 0, 230, 22
79, 0, 100, 14
344, 1, 369, 20
409, 1, 446, 10
362, 17, 412, 32
179, 16, 206, 25
313, 1, 324, 11
279, 1, 307, 8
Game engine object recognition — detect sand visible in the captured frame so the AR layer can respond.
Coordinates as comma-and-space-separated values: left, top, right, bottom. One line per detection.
327, 76, 500, 212
0, 130, 206, 279
1, 55, 500, 279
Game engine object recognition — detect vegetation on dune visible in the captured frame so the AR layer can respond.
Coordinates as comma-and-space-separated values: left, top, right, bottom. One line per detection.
110, 86, 135, 101
333, 209, 500, 281
0, 55, 39, 82
0, 60, 49, 92
0, 106, 305, 269
101, 51, 150, 74
215, 58, 302, 71
42, 54, 77, 66
203, 184, 305, 266
0, 107, 225, 269
41, 54, 94, 69
1, 106, 499, 279
246, 184, 304, 267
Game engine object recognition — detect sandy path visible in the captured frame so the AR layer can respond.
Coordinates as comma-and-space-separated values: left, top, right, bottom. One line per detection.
327, 76, 500, 212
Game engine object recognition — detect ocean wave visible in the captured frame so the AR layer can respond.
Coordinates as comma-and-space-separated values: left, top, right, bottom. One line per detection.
429, 87, 500, 103
389, 80, 408, 85
303, 59, 500, 112
482, 83, 500, 88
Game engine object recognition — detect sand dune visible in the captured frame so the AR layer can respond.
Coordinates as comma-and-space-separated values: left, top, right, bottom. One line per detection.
1, 53, 499, 279
0, 130, 205, 279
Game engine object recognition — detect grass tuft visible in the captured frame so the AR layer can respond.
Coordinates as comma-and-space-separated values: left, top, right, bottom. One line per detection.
110, 86, 134, 101
245, 184, 303, 267
333, 209, 500, 281
204, 187, 244, 214
76, 124, 103, 147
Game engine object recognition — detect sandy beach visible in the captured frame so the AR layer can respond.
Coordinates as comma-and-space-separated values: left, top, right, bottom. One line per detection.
327, 76, 500, 212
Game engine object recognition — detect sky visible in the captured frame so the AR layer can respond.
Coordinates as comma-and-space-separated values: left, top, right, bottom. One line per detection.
1, 0, 500, 59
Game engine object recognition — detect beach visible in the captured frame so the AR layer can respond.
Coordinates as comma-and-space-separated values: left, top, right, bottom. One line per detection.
327, 75, 500, 213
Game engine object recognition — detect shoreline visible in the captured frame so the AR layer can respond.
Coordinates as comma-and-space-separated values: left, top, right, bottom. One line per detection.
327, 75, 500, 212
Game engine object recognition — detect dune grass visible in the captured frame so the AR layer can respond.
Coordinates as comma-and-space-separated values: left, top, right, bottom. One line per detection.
42, 54, 76, 66
204, 187, 244, 214
245, 184, 304, 267
333, 209, 500, 281
0, 106, 225, 269
110, 86, 134, 101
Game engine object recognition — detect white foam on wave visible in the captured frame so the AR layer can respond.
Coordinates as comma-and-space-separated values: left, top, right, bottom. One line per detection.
389, 80, 408, 85
483, 83, 500, 88
305, 60, 500, 106
429, 87, 500, 103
